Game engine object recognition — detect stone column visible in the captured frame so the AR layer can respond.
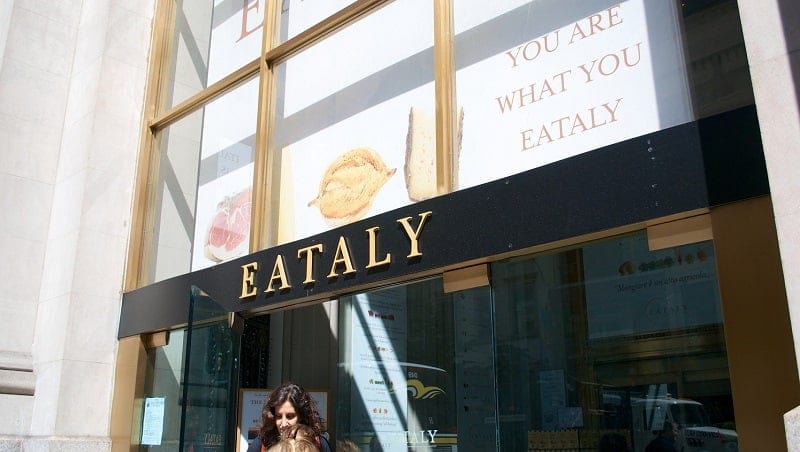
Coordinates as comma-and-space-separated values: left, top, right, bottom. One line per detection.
0, 0, 154, 449
736, 0, 800, 449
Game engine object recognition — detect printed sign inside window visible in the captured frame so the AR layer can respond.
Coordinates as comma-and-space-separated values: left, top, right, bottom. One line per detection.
582, 234, 722, 340
455, 0, 693, 188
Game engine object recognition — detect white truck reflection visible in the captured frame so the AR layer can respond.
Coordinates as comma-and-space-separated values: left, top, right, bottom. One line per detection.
631, 397, 737, 452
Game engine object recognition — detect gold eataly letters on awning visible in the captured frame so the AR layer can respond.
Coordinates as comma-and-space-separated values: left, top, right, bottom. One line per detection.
239, 211, 432, 298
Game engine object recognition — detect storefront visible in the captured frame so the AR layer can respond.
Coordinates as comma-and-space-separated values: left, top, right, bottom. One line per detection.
114, 1, 799, 451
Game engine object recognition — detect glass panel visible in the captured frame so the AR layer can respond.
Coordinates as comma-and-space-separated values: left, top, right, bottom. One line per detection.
148, 108, 203, 283
271, 1, 435, 243
190, 78, 257, 271
453, 0, 752, 190
136, 329, 187, 450
132, 288, 241, 451
278, 0, 359, 43
491, 232, 737, 452
148, 78, 257, 284
336, 278, 497, 451
182, 286, 242, 451
164, 0, 263, 109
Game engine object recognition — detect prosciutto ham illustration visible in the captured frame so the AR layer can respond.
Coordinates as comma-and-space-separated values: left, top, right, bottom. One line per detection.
204, 186, 252, 263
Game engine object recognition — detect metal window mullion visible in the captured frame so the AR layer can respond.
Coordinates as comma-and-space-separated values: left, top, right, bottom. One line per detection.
434, 0, 456, 195
263, 0, 392, 67
124, 0, 177, 290
148, 58, 260, 132
251, 0, 282, 251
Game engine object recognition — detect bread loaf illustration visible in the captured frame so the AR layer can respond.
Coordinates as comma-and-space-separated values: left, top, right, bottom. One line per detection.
404, 107, 464, 201
308, 147, 396, 226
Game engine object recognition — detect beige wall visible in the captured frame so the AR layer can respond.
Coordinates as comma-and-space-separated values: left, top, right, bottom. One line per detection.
0, 0, 154, 449
711, 197, 800, 452
738, 0, 800, 368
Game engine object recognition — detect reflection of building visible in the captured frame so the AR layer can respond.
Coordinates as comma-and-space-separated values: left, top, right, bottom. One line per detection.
3, 1, 800, 451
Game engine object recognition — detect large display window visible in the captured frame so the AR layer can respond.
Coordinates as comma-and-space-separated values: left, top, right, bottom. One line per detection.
492, 233, 734, 451
452, 0, 750, 189
333, 231, 736, 451
272, 1, 435, 243
131, 228, 738, 451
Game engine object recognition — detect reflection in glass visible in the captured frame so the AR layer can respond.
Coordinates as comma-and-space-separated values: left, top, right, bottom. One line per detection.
133, 291, 239, 452
492, 232, 736, 451
181, 287, 241, 452
148, 109, 203, 284
337, 279, 497, 451
147, 79, 257, 284
133, 289, 242, 451
271, 1, 435, 243
163, 0, 262, 109
334, 231, 737, 451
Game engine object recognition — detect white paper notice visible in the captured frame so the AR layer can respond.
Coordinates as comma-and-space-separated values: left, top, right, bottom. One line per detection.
142, 397, 166, 446
349, 290, 409, 452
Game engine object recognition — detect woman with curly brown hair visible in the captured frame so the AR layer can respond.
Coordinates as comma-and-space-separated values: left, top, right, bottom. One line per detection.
247, 382, 331, 452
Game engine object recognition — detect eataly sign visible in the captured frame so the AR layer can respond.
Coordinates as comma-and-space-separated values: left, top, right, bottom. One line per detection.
239, 211, 432, 299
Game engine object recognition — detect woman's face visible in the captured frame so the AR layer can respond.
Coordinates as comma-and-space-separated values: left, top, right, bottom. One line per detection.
274, 400, 298, 432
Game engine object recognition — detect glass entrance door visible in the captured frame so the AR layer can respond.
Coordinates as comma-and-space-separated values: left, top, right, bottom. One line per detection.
181, 286, 242, 451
